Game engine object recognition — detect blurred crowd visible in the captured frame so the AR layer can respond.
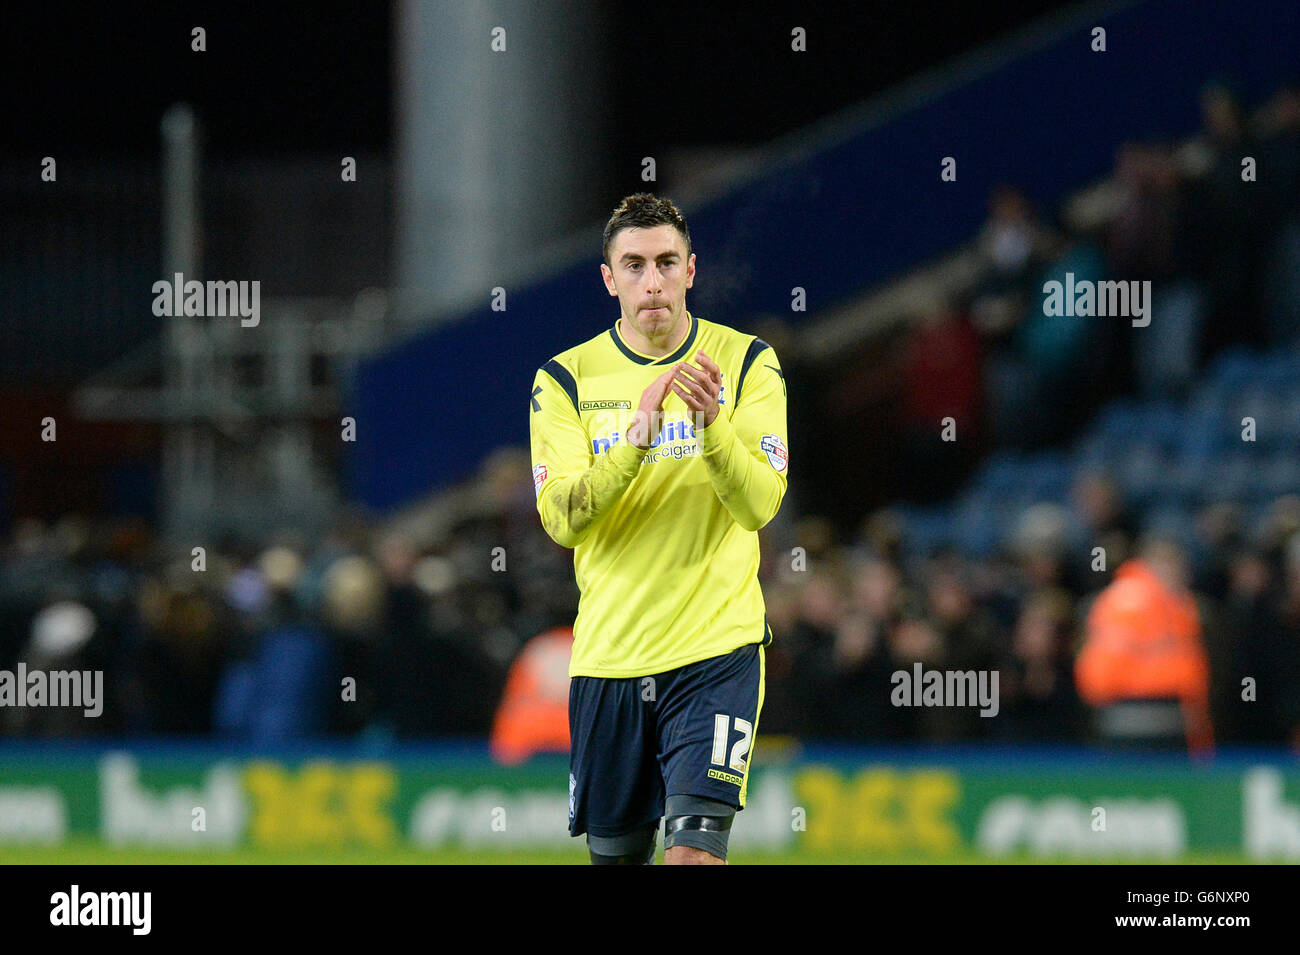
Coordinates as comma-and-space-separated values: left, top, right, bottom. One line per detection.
4, 79, 1300, 753
757, 486, 1300, 751
854, 79, 1300, 506
978, 79, 1300, 429
0, 450, 575, 744
4, 468, 1300, 753
773, 79, 1300, 752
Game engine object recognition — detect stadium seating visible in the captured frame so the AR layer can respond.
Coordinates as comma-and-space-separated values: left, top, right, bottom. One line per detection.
899, 345, 1300, 562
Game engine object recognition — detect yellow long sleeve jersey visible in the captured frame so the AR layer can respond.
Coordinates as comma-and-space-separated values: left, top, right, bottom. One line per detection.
529, 311, 789, 677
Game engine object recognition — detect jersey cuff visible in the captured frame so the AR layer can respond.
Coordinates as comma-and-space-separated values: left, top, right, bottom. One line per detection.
609, 438, 648, 470
695, 409, 734, 452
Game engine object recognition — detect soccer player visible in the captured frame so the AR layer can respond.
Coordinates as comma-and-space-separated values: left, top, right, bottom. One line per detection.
528, 193, 789, 864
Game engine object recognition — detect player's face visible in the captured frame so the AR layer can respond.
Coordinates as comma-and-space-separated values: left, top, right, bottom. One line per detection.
601, 225, 695, 348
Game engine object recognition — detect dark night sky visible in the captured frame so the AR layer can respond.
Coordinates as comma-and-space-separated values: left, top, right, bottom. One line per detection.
3, 0, 1078, 157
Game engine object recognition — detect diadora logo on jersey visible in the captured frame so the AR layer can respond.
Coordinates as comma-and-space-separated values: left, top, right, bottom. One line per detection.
579, 399, 631, 411
532, 463, 548, 498
760, 434, 788, 473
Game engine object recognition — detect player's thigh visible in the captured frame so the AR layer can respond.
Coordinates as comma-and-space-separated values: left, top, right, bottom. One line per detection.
568, 672, 664, 838
656, 642, 764, 810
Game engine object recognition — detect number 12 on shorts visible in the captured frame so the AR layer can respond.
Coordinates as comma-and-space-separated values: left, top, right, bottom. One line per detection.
710, 714, 753, 773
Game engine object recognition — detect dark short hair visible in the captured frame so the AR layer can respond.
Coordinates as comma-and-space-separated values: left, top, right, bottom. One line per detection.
602, 193, 691, 266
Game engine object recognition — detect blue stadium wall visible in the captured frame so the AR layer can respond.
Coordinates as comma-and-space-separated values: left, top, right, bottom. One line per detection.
347, 0, 1300, 511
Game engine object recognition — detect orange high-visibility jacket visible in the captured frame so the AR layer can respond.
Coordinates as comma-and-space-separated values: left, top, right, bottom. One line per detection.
1075, 559, 1214, 753
490, 626, 574, 765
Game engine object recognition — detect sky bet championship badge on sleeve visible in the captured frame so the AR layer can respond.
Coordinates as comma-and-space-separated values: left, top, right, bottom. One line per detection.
760, 434, 788, 473
532, 464, 548, 499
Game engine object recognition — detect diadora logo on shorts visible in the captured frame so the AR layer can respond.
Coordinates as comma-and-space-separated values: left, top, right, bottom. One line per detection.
760, 434, 788, 473
532, 463, 548, 498
569, 773, 577, 822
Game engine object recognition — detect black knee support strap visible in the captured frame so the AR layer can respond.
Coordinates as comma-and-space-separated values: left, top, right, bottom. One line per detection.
665, 814, 732, 835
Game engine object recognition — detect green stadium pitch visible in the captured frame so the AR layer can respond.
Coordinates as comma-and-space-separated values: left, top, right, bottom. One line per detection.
3, 839, 1255, 864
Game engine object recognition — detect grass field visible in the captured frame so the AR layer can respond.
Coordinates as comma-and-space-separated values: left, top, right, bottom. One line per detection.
2, 839, 1256, 864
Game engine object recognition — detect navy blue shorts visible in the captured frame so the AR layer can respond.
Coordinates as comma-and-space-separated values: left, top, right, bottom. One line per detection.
568, 640, 766, 838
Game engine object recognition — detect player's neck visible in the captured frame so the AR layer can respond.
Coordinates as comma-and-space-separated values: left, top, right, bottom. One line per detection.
619, 310, 689, 358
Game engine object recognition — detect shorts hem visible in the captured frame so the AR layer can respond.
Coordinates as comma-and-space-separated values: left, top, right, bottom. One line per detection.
665, 788, 743, 812
571, 814, 662, 840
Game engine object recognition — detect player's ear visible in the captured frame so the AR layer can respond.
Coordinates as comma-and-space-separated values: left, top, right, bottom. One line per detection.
600, 263, 618, 296
685, 253, 695, 289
